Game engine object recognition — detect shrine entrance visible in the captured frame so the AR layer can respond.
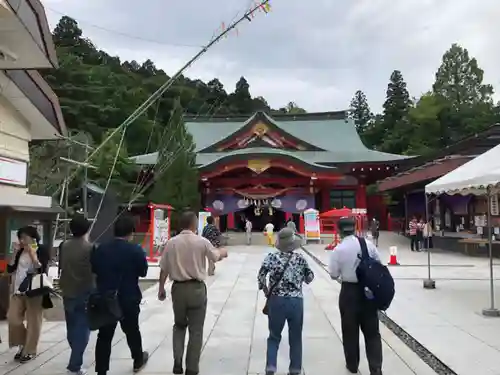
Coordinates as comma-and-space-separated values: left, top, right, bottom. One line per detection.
240, 203, 286, 232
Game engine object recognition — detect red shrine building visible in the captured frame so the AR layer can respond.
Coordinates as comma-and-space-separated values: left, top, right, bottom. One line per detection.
132, 111, 408, 232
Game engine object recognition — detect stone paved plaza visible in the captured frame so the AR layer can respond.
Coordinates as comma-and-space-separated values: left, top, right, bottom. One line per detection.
307, 232, 500, 375
0, 243, 435, 375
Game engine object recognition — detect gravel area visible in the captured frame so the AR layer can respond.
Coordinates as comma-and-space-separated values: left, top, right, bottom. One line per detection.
301, 246, 458, 375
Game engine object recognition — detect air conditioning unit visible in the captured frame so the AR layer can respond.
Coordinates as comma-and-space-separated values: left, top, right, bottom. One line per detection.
0, 46, 17, 62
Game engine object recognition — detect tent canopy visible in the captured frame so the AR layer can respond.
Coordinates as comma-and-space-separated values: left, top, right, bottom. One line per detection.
425, 144, 500, 196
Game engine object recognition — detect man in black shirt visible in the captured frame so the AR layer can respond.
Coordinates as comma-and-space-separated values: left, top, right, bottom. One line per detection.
91, 216, 149, 375
201, 216, 221, 275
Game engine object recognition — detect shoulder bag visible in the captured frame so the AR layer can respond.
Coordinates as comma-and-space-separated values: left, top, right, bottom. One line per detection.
86, 245, 123, 330
262, 253, 293, 315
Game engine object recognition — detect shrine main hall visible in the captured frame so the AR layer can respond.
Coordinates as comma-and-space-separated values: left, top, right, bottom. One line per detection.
132, 111, 408, 232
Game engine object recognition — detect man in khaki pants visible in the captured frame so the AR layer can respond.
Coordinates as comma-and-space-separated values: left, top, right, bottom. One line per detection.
158, 211, 228, 375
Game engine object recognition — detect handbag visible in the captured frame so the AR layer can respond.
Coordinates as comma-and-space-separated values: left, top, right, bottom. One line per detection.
18, 271, 54, 297
86, 289, 123, 331
262, 254, 293, 315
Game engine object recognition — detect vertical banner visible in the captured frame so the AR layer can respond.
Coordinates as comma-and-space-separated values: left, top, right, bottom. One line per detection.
153, 209, 168, 249
304, 208, 321, 242
198, 211, 211, 235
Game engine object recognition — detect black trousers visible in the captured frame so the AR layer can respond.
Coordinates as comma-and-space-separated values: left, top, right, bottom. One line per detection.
339, 283, 382, 375
95, 302, 143, 374
410, 235, 419, 251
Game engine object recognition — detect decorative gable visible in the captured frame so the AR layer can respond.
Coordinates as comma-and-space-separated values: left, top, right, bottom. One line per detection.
216, 120, 311, 151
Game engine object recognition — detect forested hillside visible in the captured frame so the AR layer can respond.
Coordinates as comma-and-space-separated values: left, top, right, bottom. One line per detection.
29, 16, 500, 213
29, 16, 305, 211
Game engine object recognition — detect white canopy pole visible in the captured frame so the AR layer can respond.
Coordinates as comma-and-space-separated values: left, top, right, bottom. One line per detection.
482, 188, 500, 317
423, 193, 436, 289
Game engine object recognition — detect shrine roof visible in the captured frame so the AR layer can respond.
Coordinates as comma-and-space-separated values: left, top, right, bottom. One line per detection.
130, 111, 411, 165
131, 147, 408, 167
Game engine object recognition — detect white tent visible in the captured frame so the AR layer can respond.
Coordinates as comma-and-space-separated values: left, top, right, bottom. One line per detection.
425, 144, 500, 195
424, 143, 500, 316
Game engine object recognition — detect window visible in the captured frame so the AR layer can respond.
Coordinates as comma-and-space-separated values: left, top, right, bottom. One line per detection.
329, 190, 356, 209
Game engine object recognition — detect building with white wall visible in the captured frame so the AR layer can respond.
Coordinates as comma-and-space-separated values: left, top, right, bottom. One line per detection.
0, 0, 66, 209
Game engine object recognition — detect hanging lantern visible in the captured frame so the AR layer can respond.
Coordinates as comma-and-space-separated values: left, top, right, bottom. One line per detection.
269, 207, 273, 216
254, 207, 261, 216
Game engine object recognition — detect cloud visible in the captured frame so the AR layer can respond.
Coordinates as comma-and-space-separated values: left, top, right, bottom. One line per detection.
42, 0, 500, 112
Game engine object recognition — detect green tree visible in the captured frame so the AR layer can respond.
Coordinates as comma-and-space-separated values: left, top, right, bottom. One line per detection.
89, 129, 137, 199
350, 90, 372, 134
149, 100, 199, 215
432, 43, 496, 139
379, 70, 413, 154
433, 44, 493, 109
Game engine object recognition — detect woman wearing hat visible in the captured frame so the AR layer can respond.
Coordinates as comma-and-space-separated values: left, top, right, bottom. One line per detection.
257, 227, 315, 375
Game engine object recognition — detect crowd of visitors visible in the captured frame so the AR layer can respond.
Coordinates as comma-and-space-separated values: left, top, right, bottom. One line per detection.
4, 211, 389, 375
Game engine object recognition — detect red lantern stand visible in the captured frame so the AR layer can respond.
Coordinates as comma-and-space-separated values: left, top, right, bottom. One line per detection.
320, 208, 367, 250
142, 203, 173, 262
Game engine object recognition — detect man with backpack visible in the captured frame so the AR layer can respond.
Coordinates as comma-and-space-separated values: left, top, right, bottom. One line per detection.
328, 217, 392, 375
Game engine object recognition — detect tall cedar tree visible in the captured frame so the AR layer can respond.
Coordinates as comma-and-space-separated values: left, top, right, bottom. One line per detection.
380, 70, 413, 154
149, 100, 199, 219
350, 90, 372, 134
432, 43, 496, 141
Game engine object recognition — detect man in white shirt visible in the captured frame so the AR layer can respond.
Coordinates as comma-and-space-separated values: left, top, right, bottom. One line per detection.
264, 222, 275, 246
245, 219, 252, 245
328, 217, 383, 375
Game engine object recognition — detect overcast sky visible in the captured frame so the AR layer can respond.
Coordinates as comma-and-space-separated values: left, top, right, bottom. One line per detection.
42, 0, 500, 113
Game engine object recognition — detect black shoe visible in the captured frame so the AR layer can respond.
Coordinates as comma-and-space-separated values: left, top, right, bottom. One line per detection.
14, 347, 23, 361
185, 370, 199, 375
346, 364, 358, 373
133, 351, 149, 372
19, 354, 35, 363
173, 363, 184, 374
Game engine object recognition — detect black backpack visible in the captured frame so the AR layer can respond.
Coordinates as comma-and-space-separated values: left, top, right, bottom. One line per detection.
355, 237, 395, 310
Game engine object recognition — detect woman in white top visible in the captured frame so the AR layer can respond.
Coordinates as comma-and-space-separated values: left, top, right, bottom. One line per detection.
7, 226, 52, 363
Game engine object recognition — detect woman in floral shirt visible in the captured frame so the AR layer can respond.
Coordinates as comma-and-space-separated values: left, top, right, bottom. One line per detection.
257, 227, 314, 375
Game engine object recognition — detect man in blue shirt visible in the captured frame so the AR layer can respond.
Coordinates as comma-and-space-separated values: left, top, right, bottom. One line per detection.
91, 215, 149, 375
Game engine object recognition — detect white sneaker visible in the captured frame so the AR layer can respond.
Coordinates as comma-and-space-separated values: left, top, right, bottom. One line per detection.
68, 370, 87, 375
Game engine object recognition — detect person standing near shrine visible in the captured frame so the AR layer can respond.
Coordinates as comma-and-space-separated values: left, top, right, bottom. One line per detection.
408, 216, 419, 251
59, 215, 94, 375
264, 221, 275, 246
245, 218, 253, 245
92, 216, 149, 375
258, 227, 314, 375
158, 211, 228, 375
7, 226, 52, 363
328, 217, 383, 375
201, 216, 221, 275
370, 217, 380, 247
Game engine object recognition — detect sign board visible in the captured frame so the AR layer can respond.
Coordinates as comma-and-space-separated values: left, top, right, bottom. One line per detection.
0, 156, 27, 186
153, 209, 169, 248
491, 195, 499, 216
198, 211, 211, 235
304, 208, 321, 242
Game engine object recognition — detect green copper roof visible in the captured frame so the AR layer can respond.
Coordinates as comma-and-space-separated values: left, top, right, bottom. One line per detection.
130, 111, 411, 166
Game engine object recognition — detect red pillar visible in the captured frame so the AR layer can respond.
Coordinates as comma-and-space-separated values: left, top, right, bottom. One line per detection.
299, 214, 305, 234
321, 188, 330, 212
285, 212, 292, 221
227, 212, 235, 230
356, 184, 367, 209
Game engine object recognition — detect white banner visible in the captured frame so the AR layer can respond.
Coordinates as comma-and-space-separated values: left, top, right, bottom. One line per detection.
0, 156, 27, 186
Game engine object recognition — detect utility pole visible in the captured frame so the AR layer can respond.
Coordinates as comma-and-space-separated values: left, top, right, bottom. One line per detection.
82, 137, 89, 219
57, 133, 96, 230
